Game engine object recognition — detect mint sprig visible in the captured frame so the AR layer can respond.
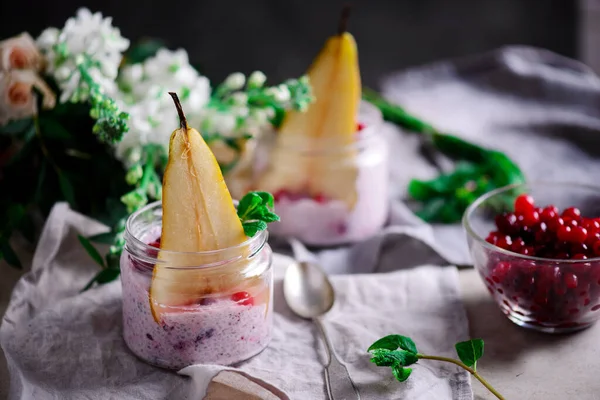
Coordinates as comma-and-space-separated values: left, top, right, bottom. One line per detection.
237, 191, 280, 237
368, 335, 504, 400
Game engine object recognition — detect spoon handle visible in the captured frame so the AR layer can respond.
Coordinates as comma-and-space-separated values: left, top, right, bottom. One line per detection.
314, 317, 361, 400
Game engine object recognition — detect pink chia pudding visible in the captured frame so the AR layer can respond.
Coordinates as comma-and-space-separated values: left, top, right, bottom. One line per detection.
120, 230, 273, 370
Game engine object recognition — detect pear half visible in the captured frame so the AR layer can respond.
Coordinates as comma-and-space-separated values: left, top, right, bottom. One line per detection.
257, 7, 361, 208
149, 93, 249, 322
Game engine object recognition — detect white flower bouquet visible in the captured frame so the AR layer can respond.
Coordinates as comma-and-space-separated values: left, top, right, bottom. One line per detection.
0, 8, 313, 285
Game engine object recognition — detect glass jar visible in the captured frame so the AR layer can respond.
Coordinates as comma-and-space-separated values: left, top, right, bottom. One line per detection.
249, 101, 389, 246
121, 201, 273, 369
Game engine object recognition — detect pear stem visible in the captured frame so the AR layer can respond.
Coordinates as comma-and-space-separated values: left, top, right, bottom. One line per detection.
169, 92, 187, 130
338, 5, 351, 34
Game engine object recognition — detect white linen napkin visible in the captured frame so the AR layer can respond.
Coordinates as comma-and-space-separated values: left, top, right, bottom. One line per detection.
0, 203, 472, 399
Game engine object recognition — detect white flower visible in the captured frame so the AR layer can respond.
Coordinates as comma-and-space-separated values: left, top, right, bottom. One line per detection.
231, 92, 248, 105
37, 7, 130, 103
266, 85, 290, 102
223, 72, 245, 90
114, 48, 211, 164
247, 70, 266, 88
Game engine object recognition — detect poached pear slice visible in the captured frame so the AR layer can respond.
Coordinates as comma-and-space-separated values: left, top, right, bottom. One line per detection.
149, 93, 249, 322
257, 7, 361, 208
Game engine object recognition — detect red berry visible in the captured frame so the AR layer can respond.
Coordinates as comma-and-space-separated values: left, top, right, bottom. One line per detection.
565, 218, 579, 228
511, 238, 526, 252
557, 226, 572, 242
231, 291, 254, 306
273, 190, 289, 202
492, 262, 512, 283
564, 272, 578, 289
313, 193, 327, 204
585, 231, 600, 247
593, 241, 600, 256
519, 246, 536, 256
572, 253, 588, 260
546, 217, 565, 232
562, 207, 582, 221
519, 209, 540, 227
557, 226, 586, 243
356, 122, 365, 131
584, 219, 600, 231
485, 232, 499, 244
495, 213, 519, 234
496, 235, 513, 249
572, 226, 588, 243
148, 240, 161, 248
515, 194, 535, 214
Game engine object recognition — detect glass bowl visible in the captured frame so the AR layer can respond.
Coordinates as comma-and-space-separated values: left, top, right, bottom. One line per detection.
463, 182, 600, 333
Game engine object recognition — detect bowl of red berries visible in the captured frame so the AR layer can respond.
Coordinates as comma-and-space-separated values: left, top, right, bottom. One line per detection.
463, 182, 600, 333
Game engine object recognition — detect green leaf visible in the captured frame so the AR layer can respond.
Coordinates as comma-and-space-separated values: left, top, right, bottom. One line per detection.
368, 335, 418, 354
255, 191, 275, 209
0, 118, 33, 135
391, 365, 412, 382
455, 339, 484, 370
123, 39, 165, 64
58, 173, 77, 208
81, 268, 120, 291
88, 232, 116, 244
39, 118, 73, 140
242, 220, 267, 237
238, 192, 262, 220
105, 253, 121, 270
78, 235, 105, 268
0, 241, 22, 269
34, 160, 48, 204
369, 349, 419, 367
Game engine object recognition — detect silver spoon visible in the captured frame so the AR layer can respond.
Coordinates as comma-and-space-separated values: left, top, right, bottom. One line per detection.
283, 260, 361, 400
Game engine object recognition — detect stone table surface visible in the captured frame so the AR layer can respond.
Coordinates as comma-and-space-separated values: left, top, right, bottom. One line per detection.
2, 255, 600, 400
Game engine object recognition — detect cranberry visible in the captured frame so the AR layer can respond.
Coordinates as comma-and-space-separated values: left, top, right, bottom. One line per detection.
495, 213, 519, 234
585, 231, 600, 247
515, 194, 535, 214
231, 291, 254, 306
564, 272, 578, 289
511, 238, 526, 252
519, 209, 540, 227
356, 122, 365, 131
492, 262, 512, 283
564, 218, 579, 228
273, 190, 289, 202
562, 207, 582, 221
546, 216, 565, 232
541, 206, 559, 222
496, 235, 513, 250
593, 241, 600, 256
569, 242, 589, 256
519, 246, 536, 256
584, 219, 600, 232
557, 226, 586, 243
486, 232, 499, 244
313, 193, 327, 204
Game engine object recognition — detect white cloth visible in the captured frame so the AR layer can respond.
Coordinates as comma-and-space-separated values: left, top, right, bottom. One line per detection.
0, 203, 472, 399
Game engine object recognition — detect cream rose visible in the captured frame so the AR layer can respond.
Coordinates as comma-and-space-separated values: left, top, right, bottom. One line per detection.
0, 33, 43, 72
0, 70, 55, 125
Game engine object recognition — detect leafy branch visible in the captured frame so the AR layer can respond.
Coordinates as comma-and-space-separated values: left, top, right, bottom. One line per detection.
368, 335, 504, 400
363, 89, 525, 223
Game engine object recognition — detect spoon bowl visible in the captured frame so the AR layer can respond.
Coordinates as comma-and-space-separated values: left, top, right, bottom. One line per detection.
283, 261, 335, 319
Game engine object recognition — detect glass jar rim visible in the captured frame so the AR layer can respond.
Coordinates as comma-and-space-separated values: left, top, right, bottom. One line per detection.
125, 200, 269, 268
463, 181, 600, 264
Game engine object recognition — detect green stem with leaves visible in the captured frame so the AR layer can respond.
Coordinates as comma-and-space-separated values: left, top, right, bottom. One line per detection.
368, 335, 504, 400
417, 354, 505, 400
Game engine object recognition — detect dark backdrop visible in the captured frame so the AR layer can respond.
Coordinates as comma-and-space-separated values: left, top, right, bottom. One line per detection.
0, 0, 577, 87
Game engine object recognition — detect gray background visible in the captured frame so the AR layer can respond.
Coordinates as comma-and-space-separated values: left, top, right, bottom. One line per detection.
0, 0, 577, 87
